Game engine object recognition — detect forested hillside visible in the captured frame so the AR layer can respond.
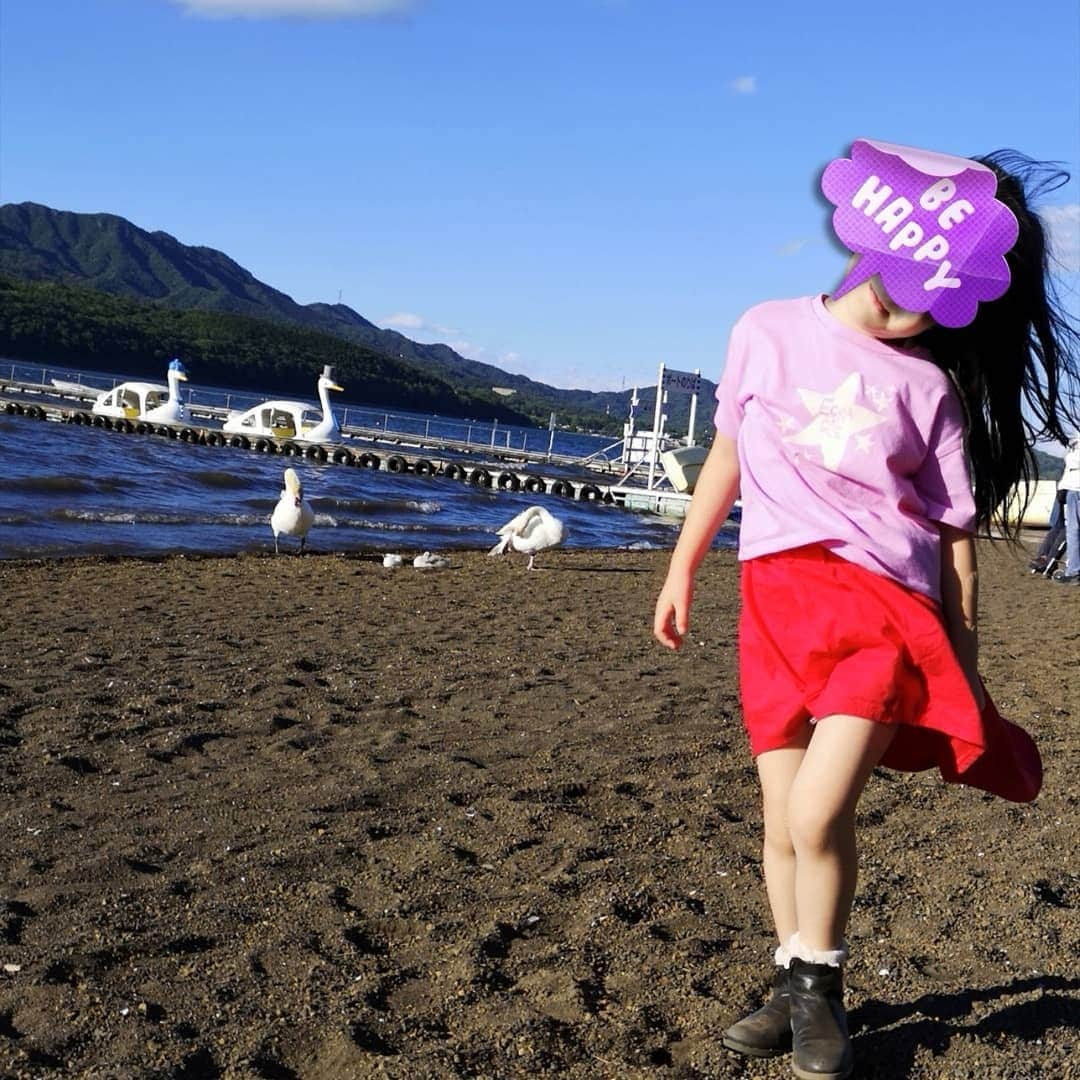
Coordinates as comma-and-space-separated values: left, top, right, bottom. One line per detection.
0, 276, 537, 424
1, 201, 713, 433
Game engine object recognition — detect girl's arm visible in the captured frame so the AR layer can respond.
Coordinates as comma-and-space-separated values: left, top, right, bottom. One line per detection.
939, 523, 985, 709
653, 434, 741, 650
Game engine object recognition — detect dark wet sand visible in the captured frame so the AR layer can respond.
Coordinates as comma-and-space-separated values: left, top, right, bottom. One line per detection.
0, 543, 1076, 1079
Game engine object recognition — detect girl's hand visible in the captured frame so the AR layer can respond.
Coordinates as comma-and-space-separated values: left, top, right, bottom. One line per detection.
939, 524, 983, 712
650, 435, 739, 652
653, 572, 694, 650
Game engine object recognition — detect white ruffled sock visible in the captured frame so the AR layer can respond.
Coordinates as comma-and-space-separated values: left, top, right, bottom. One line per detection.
773, 928, 799, 972
774, 935, 795, 968
788, 931, 848, 968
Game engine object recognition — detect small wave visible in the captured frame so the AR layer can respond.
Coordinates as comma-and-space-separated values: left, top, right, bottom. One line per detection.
322, 518, 411, 531
314, 497, 380, 513
7, 475, 129, 496
623, 540, 659, 550
53, 510, 141, 525
321, 517, 480, 534
9, 476, 98, 495
48, 509, 269, 527
192, 470, 252, 490
315, 497, 441, 515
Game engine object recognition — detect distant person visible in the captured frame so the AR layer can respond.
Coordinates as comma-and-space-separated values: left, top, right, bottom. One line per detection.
1052, 434, 1080, 583
1029, 446, 1072, 574
653, 149, 1077, 1079
1028, 488, 1066, 573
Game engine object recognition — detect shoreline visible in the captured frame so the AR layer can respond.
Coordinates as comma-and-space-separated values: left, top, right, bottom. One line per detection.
0, 544, 1075, 1078
0, 525, 1046, 567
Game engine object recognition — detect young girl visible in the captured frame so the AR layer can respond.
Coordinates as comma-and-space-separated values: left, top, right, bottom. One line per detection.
653, 151, 1079, 1080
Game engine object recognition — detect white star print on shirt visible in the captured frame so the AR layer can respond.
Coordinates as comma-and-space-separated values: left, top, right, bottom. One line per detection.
784, 372, 886, 470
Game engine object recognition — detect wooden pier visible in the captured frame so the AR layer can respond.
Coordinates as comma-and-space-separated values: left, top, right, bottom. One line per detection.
0, 379, 694, 518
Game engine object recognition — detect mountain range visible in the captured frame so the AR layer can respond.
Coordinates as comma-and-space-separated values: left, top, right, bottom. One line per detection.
0, 201, 711, 433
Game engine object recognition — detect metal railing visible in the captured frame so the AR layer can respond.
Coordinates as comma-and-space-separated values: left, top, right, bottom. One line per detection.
2, 362, 626, 471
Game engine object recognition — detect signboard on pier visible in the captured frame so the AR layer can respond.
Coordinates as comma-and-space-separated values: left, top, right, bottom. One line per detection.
661, 368, 701, 395
645, 362, 701, 493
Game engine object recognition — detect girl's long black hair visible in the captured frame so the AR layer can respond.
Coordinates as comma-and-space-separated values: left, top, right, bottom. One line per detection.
920, 150, 1080, 538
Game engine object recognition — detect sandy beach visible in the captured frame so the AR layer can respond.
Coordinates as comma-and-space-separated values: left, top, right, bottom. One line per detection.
0, 543, 1076, 1079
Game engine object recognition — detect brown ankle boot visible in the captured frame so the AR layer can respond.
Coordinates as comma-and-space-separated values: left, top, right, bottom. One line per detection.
721, 966, 792, 1058
788, 958, 852, 1079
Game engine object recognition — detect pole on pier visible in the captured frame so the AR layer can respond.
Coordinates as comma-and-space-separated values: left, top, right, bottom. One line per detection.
547, 413, 556, 461
647, 364, 665, 491
686, 368, 700, 447
491, 419, 498, 447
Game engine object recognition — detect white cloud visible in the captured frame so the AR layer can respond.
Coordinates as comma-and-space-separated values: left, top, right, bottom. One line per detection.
379, 323, 580, 389
1040, 204, 1080, 273
555, 369, 625, 392
776, 238, 813, 257
170, 0, 417, 19
381, 311, 425, 330
446, 339, 482, 358
381, 311, 460, 337
730, 75, 757, 95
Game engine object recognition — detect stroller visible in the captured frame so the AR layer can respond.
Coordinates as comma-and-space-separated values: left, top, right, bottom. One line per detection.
1037, 536, 1068, 578
1029, 489, 1068, 577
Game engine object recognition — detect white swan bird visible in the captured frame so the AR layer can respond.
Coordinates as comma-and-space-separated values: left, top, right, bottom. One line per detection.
488, 505, 566, 570
413, 551, 451, 569
271, 468, 315, 555
91, 358, 189, 424
222, 366, 344, 443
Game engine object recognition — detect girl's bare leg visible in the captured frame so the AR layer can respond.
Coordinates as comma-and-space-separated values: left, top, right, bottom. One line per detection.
755, 731, 812, 946
787, 714, 896, 952
722, 729, 814, 1060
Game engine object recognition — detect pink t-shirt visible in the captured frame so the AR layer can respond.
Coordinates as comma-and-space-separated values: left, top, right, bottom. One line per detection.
714, 295, 976, 602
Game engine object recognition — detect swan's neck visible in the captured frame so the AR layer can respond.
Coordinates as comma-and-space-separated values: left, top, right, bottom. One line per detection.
317, 382, 338, 429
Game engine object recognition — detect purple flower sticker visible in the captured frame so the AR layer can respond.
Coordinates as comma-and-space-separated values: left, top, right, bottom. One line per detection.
821, 139, 1019, 328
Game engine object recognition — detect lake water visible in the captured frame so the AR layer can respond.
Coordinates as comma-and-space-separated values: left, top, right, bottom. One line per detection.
0, 361, 730, 560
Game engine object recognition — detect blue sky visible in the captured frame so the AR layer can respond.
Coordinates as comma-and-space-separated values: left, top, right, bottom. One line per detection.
1, 0, 1078, 392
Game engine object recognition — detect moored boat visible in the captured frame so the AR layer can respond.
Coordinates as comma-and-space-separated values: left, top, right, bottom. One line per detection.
222, 366, 343, 443
91, 359, 189, 424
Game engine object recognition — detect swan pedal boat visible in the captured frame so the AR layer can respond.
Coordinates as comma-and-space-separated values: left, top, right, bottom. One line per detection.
91, 359, 189, 424
223, 368, 343, 444
50, 378, 93, 396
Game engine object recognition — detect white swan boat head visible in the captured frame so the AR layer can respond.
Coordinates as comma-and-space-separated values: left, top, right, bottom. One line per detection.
91, 359, 189, 423
223, 366, 344, 443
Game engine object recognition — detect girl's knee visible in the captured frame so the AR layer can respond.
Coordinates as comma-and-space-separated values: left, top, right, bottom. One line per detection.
763, 821, 795, 859
786, 788, 852, 853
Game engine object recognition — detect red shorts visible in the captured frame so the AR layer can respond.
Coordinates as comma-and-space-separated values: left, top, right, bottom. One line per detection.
738, 545, 1041, 802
